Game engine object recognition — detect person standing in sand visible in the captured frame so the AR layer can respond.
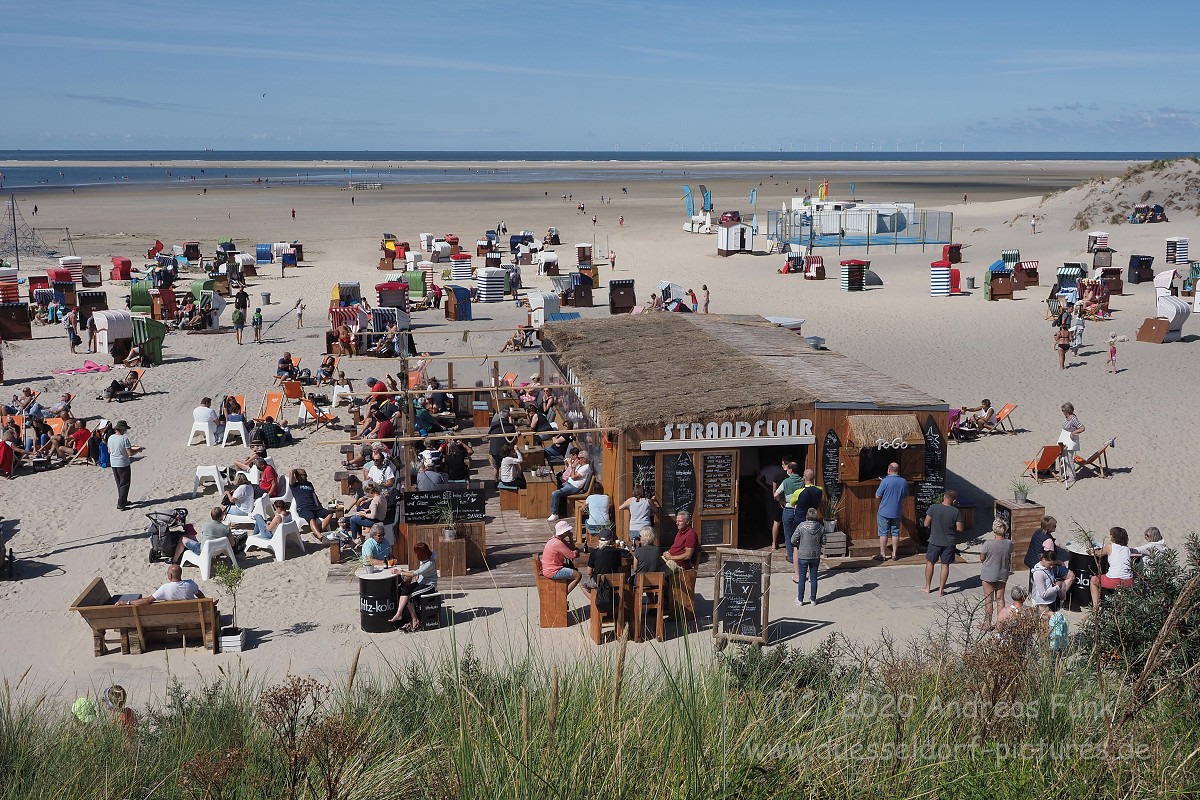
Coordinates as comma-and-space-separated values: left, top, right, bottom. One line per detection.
108, 419, 134, 511
252, 308, 263, 343
1054, 324, 1072, 370
295, 301, 305, 329
1105, 332, 1117, 374
1030, 215, 1037, 234
701, 285, 710, 314
231, 305, 245, 345
609, 249, 616, 270
1058, 402, 1084, 488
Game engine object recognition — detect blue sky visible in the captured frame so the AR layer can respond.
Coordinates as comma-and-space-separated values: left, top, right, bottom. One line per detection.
3, 0, 1199, 152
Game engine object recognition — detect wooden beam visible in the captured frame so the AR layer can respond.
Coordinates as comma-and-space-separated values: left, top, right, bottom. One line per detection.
316, 425, 618, 445
329, 383, 584, 398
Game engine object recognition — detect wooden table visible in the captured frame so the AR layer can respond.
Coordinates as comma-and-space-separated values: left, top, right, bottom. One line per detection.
520, 471, 556, 519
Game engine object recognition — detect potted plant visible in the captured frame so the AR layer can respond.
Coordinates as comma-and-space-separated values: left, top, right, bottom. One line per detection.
1011, 478, 1031, 504
823, 495, 842, 534
213, 562, 247, 653
438, 499, 458, 541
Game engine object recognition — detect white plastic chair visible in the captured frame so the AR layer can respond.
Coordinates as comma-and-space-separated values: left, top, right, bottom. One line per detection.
332, 383, 354, 407
234, 465, 262, 486
180, 537, 239, 581
244, 516, 305, 562
221, 419, 248, 447
188, 420, 216, 446
193, 465, 226, 498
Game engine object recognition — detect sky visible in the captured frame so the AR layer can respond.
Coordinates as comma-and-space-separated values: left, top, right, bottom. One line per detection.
3, 0, 1200, 152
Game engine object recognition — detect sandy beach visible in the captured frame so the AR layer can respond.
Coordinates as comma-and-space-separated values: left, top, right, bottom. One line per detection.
2, 158, 1195, 703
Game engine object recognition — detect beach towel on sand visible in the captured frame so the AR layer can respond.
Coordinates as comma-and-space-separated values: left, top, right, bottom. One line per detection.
53, 360, 111, 375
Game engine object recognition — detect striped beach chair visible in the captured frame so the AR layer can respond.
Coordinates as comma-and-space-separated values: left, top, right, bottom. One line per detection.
1057, 263, 1085, 292
1001, 249, 1020, 268
0, 267, 19, 304
1016, 260, 1040, 286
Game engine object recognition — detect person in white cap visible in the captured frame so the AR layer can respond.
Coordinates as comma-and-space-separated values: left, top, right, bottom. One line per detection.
541, 520, 582, 594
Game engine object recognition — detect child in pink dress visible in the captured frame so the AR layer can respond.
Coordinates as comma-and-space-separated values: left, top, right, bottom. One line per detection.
1106, 332, 1117, 374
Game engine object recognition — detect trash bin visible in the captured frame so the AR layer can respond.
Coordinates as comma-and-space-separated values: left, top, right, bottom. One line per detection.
966, 276, 976, 290
358, 568, 399, 632
260, 292, 271, 306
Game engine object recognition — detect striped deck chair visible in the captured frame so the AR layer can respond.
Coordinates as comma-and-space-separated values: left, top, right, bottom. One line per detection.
804, 255, 826, 280
1001, 249, 1020, 268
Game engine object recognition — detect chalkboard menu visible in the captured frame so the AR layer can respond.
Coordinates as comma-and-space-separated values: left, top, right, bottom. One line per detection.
717, 559, 764, 639
822, 429, 842, 503
914, 414, 946, 539
995, 505, 1012, 533
661, 451, 696, 516
632, 454, 655, 496
701, 518, 727, 546
402, 488, 487, 525
701, 452, 735, 511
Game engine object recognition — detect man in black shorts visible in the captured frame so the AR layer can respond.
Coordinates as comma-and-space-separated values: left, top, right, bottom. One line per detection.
921, 489, 963, 596
757, 457, 788, 549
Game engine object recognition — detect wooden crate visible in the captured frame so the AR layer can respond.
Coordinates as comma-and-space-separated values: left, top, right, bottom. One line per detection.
994, 499, 1045, 561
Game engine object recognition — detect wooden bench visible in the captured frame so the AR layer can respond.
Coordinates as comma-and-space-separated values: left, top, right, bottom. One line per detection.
70, 577, 220, 656
532, 555, 569, 628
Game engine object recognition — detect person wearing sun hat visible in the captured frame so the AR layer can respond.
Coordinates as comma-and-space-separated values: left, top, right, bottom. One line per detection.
541, 519, 582, 594
108, 419, 134, 510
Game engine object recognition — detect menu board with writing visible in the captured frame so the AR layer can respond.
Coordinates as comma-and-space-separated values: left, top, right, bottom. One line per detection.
631, 454, 656, 497
822, 429, 842, 503
661, 451, 696, 517
701, 518, 729, 546
913, 413, 946, 540
402, 488, 487, 525
701, 451, 735, 511
716, 557, 766, 641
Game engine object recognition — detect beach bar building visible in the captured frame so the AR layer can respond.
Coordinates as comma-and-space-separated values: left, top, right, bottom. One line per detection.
538, 315, 948, 555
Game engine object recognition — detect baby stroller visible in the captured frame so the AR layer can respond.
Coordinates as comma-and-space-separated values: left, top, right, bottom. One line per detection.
146, 507, 189, 563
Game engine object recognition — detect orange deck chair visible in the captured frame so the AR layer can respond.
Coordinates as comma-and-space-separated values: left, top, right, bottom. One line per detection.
994, 403, 1018, 434
255, 392, 285, 424
1022, 445, 1061, 483
1073, 438, 1115, 479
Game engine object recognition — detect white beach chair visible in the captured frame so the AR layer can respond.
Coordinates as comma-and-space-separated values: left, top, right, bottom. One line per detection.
193, 465, 226, 498
187, 420, 216, 446
244, 517, 305, 562
180, 536, 239, 581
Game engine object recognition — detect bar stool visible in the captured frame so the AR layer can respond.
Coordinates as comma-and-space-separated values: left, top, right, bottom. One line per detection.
634, 572, 666, 642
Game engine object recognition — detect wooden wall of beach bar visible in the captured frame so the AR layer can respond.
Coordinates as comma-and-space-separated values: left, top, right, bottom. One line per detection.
607, 406, 946, 550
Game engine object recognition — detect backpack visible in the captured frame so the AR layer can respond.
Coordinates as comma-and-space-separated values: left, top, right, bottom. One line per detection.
232, 308, 244, 325
1048, 611, 1070, 652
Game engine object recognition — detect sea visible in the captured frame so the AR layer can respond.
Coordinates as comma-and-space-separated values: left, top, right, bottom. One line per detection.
0, 150, 1190, 192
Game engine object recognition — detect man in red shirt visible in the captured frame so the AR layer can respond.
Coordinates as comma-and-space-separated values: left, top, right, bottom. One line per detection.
69, 419, 92, 457
256, 457, 278, 498
663, 511, 699, 572
541, 520, 582, 594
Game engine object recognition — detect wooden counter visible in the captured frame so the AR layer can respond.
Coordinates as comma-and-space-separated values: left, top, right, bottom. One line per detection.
994, 498, 1045, 561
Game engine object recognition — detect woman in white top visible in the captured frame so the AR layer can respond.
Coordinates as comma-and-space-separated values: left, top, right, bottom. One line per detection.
584, 493, 612, 537
618, 485, 657, 535
1059, 402, 1085, 486
1090, 526, 1133, 607
251, 499, 293, 541
497, 443, 525, 489
224, 475, 256, 521
1031, 550, 1067, 617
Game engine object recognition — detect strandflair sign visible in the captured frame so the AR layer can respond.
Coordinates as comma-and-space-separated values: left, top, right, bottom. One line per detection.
662, 419, 815, 441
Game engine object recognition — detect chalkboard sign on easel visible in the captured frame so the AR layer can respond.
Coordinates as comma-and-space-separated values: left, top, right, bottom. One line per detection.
661, 451, 696, 516
712, 548, 772, 647
822, 429, 842, 503
914, 413, 946, 540
402, 488, 487, 525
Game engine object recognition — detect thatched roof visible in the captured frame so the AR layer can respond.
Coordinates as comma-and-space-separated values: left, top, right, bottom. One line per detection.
844, 414, 924, 448
540, 314, 944, 430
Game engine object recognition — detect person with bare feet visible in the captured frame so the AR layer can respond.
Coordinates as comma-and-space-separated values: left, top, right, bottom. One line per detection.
921, 489, 962, 596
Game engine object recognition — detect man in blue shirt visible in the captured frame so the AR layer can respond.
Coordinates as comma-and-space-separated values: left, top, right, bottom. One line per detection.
875, 462, 908, 561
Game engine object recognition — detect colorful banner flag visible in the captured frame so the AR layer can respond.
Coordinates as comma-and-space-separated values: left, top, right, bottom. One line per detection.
749, 188, 757, 206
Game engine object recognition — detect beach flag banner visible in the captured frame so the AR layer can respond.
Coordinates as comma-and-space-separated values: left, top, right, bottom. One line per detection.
818, 180, 828, 201
749, 188, 757, 207
751, 213, 759, 235
849, 181, 855, 197
682, 186, 694, 218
